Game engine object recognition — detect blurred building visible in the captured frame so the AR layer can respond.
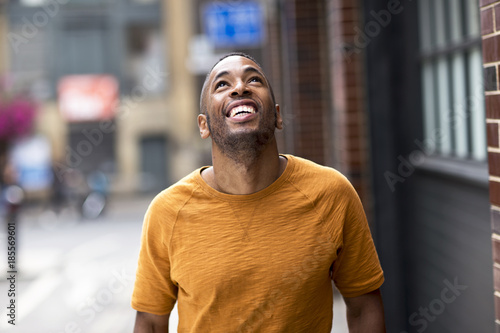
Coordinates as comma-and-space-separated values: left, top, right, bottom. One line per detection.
3, 0, 499, 331
0, 3, 6, 77
4, 0, 199, 194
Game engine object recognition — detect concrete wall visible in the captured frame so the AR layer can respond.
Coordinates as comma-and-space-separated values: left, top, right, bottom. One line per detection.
0, 3, 7, 77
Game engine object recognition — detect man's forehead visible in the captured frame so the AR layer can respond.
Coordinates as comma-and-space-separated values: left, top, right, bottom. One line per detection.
210, 56, 263, 80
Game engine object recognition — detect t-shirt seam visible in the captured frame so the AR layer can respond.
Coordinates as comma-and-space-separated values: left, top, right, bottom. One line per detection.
168, 183, 201, 275
194, 179, 291, 202
339, 272, 385, 298
285, 177, 338, 245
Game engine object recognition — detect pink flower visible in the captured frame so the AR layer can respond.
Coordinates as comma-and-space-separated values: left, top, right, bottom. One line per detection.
0, 97, 36, 140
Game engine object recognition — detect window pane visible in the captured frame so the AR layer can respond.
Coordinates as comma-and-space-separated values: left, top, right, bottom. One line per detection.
451, 52, 469, 158
465, 0, 480, 37
436, 56, 453, 155
418, 0, 432, 52
422, 62, 437, 147
434, 0, 448, 48
449, 0, 464, 43
468, 46, 487, 160
124, 24, 166, 95
129, 0, 158, 4
60, 27, 108, 75
8, 24, 51, 100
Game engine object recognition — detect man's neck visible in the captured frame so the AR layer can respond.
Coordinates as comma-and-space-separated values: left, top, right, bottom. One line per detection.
202, 139, 287, 195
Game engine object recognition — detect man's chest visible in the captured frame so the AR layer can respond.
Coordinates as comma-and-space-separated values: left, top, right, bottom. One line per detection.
168, 201, 340, 301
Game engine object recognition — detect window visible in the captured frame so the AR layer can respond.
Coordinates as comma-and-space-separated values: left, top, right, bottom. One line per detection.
7, 1, 164, 99
418, 0, 486, 161
124, 24, 166, 94
7, 23, 52, 100
129, 0, 158, 4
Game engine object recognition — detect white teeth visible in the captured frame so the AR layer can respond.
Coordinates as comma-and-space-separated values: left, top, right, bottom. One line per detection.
229, 105, 256, 118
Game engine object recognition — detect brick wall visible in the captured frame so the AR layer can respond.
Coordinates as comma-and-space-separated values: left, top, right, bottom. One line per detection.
278, 0, 330, 166
262, 1, 286, 153
481, 0, 500, 329
272, 0, 372, 207
326, 0, 372, 208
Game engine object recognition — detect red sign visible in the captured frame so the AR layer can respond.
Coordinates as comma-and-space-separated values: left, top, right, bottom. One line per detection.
58, 75, 119, 122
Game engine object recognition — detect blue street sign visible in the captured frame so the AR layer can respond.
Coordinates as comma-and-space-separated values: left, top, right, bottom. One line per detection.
203, 1, 265, 48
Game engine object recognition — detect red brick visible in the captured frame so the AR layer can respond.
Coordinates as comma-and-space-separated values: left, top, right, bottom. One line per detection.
485, 65, 498, 91
481, 0, 499, 7
493, 209, 500, 234
483, 34, 500, 63
496, 294, 500, 321
494, 265, 500, 291
482, 7, 495, 34
493, 237, 500, 264
497, 5, 500, 31
489, 152, 500, 177
491, 181, 500, 206
486, 95, 500, 119
488, 123, 500, 147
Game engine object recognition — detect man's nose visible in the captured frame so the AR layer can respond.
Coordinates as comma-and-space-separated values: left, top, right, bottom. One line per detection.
230, 81, 250, 97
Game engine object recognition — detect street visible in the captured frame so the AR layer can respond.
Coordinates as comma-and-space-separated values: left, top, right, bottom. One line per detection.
0, 195, 347, 333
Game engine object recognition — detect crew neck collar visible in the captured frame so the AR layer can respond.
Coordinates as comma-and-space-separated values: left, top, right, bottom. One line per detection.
194, 154, 294, 202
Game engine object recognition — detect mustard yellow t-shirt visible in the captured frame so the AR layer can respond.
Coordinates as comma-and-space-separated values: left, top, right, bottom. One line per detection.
132, 154, 384, 332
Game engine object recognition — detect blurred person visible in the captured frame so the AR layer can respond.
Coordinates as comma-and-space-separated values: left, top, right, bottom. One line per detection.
50, 167, 65, 214
81, 170, 109, 219
1, 155, 23, 225
132, 53, 385, 332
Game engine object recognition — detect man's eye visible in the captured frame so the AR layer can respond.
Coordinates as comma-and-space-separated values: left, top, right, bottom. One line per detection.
250, 77, 262, 83
215, 81, 227, 89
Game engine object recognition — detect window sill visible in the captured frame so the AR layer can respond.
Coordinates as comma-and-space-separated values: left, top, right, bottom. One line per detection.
416, 155, 489, 187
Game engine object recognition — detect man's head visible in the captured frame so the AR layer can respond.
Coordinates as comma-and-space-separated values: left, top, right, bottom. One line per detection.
197, 52, 282, 163
199, 52, 276, 115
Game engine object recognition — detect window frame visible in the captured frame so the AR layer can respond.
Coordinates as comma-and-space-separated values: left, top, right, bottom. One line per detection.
417, 0, 487, 164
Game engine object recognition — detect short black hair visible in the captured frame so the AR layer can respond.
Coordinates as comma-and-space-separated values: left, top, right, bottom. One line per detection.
199, 52, 276, 114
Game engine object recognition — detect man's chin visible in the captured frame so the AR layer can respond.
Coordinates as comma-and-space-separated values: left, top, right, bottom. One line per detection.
213, 129, 274, 156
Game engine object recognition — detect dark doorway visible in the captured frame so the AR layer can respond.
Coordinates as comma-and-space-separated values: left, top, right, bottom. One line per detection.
139, 135, 169, 192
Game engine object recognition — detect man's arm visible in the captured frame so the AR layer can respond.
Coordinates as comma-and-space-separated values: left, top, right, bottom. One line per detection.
133, 311, 170, 333
343, 288, 386, 333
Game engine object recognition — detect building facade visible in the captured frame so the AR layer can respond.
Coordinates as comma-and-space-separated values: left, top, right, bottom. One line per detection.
0, 2, 7, 77
4, 0, 200, 194
480, 0, 500, 329
261, 0, 495, 331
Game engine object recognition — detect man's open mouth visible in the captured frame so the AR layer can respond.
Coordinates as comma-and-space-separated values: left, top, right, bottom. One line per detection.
227, 104, 257, 118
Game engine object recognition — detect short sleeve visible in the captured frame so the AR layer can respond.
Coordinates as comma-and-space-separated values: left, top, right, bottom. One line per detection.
331, 183, 384, 298
131, 195, 178, 315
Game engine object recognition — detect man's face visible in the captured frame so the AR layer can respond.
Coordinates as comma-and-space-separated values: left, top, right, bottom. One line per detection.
199, 56, 281, 158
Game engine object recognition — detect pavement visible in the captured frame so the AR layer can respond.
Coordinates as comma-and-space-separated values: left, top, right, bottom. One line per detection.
0, 194, 347, 332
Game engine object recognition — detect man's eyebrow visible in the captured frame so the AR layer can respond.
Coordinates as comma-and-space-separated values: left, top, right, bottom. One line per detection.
213, 70, 229, 82
212, 66, 265, 83
244, 66, 264, 76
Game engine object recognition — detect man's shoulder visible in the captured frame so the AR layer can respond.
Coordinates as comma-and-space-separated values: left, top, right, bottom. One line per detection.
286, 155, 362, 220
148, 168, 203, 213
288, 154, 351, 189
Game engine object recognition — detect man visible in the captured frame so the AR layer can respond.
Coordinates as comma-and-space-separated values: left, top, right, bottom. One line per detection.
132, 52, 385, 332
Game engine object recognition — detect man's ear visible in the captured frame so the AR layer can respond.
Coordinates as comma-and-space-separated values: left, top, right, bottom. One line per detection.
275, 104, 283, 130
198, 114, 210, 139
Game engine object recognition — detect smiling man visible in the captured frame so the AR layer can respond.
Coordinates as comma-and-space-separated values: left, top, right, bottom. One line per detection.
132, 53, 386, 332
